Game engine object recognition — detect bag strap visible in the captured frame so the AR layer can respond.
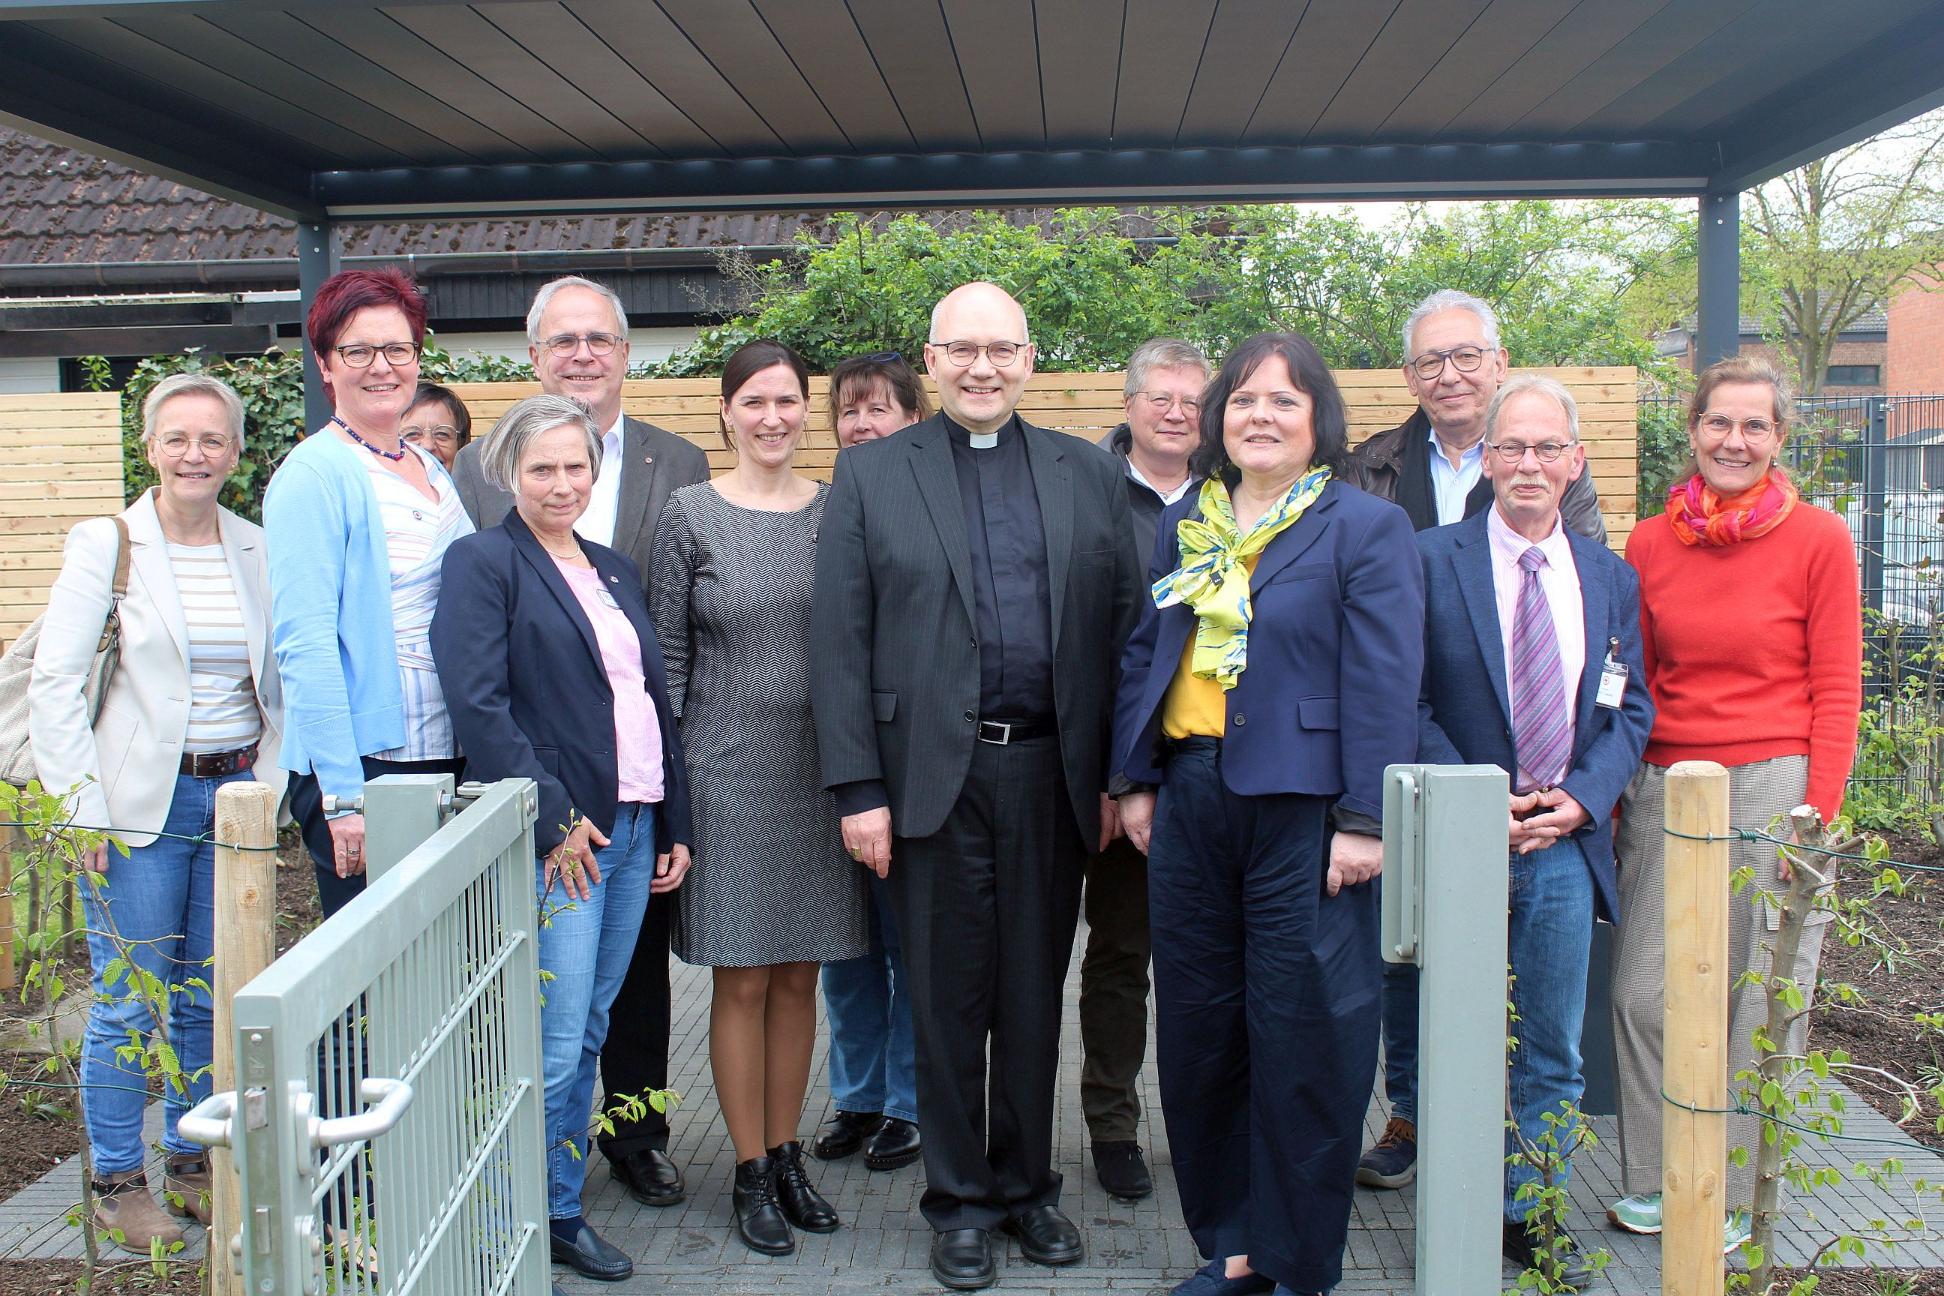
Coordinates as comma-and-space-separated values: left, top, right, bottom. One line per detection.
109, 515, 130, 602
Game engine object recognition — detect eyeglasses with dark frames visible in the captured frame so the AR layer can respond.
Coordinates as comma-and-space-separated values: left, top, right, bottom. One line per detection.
331, 341, 421, 368
1409, 344, 1488, 381
1484, 439, 1576, 464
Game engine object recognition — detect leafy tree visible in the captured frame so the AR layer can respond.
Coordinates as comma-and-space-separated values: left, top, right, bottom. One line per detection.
1744, 109, 1944, 395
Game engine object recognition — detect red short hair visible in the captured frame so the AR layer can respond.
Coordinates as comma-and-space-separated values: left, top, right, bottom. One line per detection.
306, 267, 427, 357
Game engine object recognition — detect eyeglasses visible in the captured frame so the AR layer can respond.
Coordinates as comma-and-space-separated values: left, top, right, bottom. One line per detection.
929, 340, 1029, 368
155, 433, 233, 458
1137, 392, 1202, 417
403, 424, 460, 445
1408, 345, 1489, 381
1485, 440, 1576, 464
330, 342, 420, 368
863, 351, 904, 364
1695, 413, 1779, 443
543, 331, 622, 359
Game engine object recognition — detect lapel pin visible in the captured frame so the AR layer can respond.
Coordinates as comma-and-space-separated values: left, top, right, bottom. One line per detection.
643, 455, 654, 464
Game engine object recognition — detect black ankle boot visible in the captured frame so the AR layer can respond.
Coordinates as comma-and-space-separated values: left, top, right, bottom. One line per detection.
733, 1156, 794, 1256
769, 1140, 841, 1233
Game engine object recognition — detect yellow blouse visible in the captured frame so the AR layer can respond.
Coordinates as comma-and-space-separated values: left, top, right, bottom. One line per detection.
1159, 552, 1262, 739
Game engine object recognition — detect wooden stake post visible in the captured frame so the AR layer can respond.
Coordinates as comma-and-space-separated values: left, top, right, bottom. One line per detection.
1662, 760, 1730, 1295
210, 782, 277, 1296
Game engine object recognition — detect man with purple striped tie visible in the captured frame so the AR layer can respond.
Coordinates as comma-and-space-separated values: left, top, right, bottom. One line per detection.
1412, 375, 1654, 1291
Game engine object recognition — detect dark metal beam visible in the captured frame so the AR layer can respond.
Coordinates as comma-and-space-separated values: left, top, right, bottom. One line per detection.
1708, 10, 1944, 193
0, 299, 236, 330
0, 32, 321, 221
297, 220, 338, 433
0, 0, 510, 17
1696, 190, 1740, 371
0, 323, 273, 358
312, 141, 1718, 220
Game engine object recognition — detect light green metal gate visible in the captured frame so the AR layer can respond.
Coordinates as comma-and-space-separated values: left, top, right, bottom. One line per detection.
182, 776, 549, 1296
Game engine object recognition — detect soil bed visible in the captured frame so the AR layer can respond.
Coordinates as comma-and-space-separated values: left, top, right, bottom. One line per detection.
0, 1257, 200, 1295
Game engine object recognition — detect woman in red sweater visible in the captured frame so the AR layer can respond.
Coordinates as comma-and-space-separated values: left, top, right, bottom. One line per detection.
1606, 356, 1862, 1240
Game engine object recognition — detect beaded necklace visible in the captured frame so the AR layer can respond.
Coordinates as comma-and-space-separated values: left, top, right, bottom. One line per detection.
330, 415, 407, 462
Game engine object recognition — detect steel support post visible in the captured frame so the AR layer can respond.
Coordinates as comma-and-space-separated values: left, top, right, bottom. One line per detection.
361, 773, 455, 883
1382, 763, 1511, 1295
297, 219, 339, 434
1696, 190, 1741, 369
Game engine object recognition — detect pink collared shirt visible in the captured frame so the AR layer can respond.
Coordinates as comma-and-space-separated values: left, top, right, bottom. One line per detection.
552, 556, 665, 804
1486, 505, 1586, 770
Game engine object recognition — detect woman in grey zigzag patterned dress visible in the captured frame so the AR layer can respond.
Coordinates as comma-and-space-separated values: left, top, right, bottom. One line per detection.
650, 340, 867, 1258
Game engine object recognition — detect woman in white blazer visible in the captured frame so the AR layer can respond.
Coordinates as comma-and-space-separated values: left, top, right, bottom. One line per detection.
28, 373, 284, 1255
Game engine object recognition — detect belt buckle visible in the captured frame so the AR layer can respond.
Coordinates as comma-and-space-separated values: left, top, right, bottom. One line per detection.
977, 720, 1013, 746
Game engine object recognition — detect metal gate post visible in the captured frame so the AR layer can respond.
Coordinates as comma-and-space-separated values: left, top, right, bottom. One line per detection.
1382, 763, 1511, 1295
360, 773, 456, 883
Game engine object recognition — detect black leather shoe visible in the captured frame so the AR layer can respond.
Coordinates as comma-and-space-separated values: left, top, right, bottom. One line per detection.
864, 1117, 922, 1171
769, 1140, 840, 1232
931, 1227, 996, 1290
1093, 1140, 1153, 1200
549, 1220, 633, 1281
1502, 1219, 1594, 1291
1002, 1204, 1084, 1266
733, 1156, 795, 1256
812, 1109, 884, 1160
610, 1146, 685, 1207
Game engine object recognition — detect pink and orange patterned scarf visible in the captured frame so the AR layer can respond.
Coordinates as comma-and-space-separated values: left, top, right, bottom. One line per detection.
1665, 468, 1799, 547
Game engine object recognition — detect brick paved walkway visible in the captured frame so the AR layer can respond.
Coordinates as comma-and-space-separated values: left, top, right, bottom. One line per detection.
6, 925, 1944, 1293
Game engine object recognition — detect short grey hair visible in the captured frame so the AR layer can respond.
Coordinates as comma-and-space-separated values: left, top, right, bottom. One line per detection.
1403, 289, 1501, 360
526, 275, 629, 347
1485, 374, 1579, 445
1123, 338, 1209, 400
142, 373, 246, 450
479, 394, 603, 494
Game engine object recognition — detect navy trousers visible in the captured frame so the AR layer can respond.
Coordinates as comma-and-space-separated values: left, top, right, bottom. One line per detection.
1148, 738, 1380, 1296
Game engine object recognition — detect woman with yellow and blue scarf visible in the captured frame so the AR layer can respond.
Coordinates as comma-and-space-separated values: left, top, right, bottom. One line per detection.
1112, 332, 1424, 1296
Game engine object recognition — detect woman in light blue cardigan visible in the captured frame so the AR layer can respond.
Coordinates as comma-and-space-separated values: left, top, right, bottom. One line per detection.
264, 267, 473, 915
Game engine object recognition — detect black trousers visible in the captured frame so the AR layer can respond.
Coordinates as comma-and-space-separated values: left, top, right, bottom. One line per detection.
888, 734, 1085, 1233
595, 893, 675, 1156
1149, 739, 1379, 1296
290, 754, 466, 918
1079, 835, 1151, 1143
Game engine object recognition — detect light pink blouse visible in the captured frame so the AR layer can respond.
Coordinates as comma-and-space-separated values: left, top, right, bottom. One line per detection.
553, 557, 664, 805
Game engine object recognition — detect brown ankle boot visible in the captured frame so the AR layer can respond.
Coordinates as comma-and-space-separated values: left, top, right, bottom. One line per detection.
162, 1153, 211, 1224
93, 1170, 185, 1254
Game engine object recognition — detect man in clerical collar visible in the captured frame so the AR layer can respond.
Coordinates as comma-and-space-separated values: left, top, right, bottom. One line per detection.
810, 281, 1143, 1291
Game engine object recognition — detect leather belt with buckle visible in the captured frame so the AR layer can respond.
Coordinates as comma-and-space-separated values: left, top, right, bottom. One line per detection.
976, 718, 1053, 745
180, 743, 259, 777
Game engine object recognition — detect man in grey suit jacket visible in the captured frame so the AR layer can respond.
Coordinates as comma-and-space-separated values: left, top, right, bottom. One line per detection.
450, 276, 709, 1209
811, 283, 1143, 1290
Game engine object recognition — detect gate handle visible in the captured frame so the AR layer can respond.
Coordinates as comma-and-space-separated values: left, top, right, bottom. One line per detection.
179, 1091, 237, 1149
311, 1077, 415, 1149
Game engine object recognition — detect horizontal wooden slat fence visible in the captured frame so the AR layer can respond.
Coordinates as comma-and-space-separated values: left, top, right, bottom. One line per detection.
449, 365, 1638, 549
0, 391, 123, 648
0, 370, 1634, 650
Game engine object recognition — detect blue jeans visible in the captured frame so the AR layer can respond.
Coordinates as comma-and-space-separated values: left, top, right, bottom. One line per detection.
1504, 836, 1595, 1222
81, 770, 249, 1175
820, 875, 917, 1123
1379, 956, 1420, 1125
536, 802, 655, 1220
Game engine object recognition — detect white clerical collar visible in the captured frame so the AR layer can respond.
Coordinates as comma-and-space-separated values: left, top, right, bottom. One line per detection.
970, 430, 999, 449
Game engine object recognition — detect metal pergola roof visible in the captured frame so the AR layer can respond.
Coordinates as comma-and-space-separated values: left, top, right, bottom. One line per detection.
0, 0, 1940, 225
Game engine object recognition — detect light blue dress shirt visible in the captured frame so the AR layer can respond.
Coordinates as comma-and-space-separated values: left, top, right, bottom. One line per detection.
1426, 426, 1485, 526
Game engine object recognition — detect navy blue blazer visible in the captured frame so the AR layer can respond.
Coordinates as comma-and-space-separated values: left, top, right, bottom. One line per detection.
1415, 510, 1654, 924
1113, 477, 1424, 823
431, 509, 692, 859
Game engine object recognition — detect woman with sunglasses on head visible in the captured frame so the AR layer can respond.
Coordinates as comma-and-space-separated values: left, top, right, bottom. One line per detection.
264, 267, 473, 916
1605, 355, 1862, 1245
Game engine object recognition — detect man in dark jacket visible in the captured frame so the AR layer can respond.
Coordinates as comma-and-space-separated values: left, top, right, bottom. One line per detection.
1086, 338, 1207, 1202
1352, 289, 1606, 542
1350, 288, 1605, 1194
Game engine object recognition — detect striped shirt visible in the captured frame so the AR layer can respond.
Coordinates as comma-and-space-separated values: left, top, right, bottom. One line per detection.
166, 542, 261, 754
362, 448, 474, 761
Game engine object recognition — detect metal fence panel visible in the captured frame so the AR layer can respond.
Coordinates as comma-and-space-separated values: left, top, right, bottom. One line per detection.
222, 777, 547, 1296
